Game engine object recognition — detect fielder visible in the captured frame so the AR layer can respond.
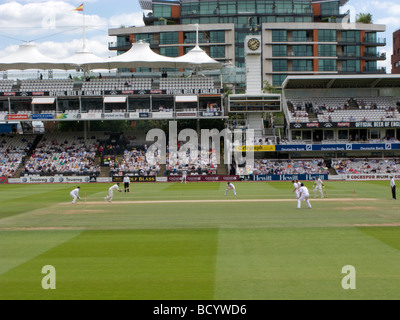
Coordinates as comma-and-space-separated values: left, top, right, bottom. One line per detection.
104, 183, 122, 203
313, 177, 325, 198
297, 183, 312, 209
292, 179, 301, 199
181, 169, 187, 184
224, 182, 237, 196
70, 186, 81, 204
123, 175, 131, 193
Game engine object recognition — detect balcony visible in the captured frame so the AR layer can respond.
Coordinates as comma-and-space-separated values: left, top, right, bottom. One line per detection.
363, 66, 386, 74
108, 41, 132, 51
362, 37, 386, 46
363, 52, 386, 60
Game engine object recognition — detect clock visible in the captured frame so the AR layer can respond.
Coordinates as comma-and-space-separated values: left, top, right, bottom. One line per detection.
247, 38, 260, 51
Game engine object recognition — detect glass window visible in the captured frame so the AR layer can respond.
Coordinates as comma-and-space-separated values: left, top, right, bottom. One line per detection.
292, 45, 313, 57
256, 1, 274, 14
199, 2, 218, 15
153, 4, 171, 18
181, 3, 199, 16
292, 31, 308, 42
342, 60, 360, 72
343, 46, 360, 57
320, 1, 339, 16
209, 31, 225, 43
219, 1, 236, 15
272, 45, 287, 57
237, 1, 255, 13
318, 59, 337, 71
292, 60, 313, 71
160, 32, 178, 45
209, 46, 225, 58
318, 30, 336, 42
338, 130, 348, 140
293, 1, 312, 14
160, 46, 179, 57
273, 60, 288, 72
273, 74, 288, 87
324, 130, 334, 140
272, 30, 287, 42
341, 31, 360, 43
318, 44, 336, 57
275, 1, 293, 14
135, 33, 154, 45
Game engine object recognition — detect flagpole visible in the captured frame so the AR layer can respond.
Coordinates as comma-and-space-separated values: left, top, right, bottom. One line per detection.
82, 5, 86, 52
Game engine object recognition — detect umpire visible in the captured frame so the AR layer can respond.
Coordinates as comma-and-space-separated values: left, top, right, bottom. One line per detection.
390, 176, 396, 200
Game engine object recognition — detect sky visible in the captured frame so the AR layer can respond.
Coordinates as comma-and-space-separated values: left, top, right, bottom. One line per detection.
0, 0, 399, 72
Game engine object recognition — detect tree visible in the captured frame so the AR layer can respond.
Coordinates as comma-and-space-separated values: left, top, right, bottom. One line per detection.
262, 80, 280, 94
356, 13, 373, 24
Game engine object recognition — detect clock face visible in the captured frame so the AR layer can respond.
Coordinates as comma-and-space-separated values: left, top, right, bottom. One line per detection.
248, 38, 260, 51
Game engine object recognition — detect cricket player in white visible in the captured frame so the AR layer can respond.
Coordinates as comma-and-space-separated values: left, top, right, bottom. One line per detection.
297, 183, 312, 209
313, 177, 324, 198
390, 176, 396, 200
292, 179, 301, 199
181, 169, 187, 184
224, 182, 237, 196
104, 183, 122, 202
70, 186, 81, 204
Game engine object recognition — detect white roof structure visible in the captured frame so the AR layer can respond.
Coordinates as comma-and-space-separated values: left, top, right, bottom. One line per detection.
0, 43, 69, 71
0, 40, 223, 72
62, 50, 107, 71
174, 45, 223, 70
102, 40, 177, 69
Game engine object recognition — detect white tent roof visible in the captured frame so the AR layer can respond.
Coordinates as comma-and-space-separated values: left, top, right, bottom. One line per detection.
103, 40, 177, 69
0, 43, 70, 71
62, 50, 108, 71
174, 45, 223, 70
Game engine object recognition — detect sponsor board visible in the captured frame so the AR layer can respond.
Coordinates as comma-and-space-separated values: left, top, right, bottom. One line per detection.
102, 112, 127, 119
345, 174, 400, 181
156, 177, 168, 182
291, 121, 400, 129
20, 176, 91, 183
112, 176, 156, 183
80, 113, 101, 120
253, 174, 329, 181
167, 175, 238, 182
56, 113, 80, 120
0, 177, 8, 184
7, 114, 29, 121
152, 112, 174, 119
235, 145, 276, 152
32, 114, 54, 120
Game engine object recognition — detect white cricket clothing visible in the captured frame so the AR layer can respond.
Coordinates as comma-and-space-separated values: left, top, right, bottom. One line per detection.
225, 183, 237, 196
105, 184, 121, 202
70, 188, 80, 203
391, 178, 395, 188
293, 182, 300, 198
313, 178, 324, 198
298, 186, 312, 208
123, 176, 130, 184
181, 170, 187, 183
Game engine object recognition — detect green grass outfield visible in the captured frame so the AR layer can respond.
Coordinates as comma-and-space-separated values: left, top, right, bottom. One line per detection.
0, 180, 399, 300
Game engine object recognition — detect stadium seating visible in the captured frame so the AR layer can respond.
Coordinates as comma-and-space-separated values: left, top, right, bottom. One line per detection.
0, 80, 14, 92
20, 79, 74, 92
22, 132, 109, 176
236, 158, 329, 175
332, 158, 400, 174
82, 78, 152, 91
109, 148, 160, 176
160, 77, 214, 91
0, 134, 36, 177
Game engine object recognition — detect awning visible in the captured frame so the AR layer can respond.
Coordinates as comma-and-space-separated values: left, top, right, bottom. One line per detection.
104, 96, 127, 103
175, 95, 198, 103
31, 97, 55, 104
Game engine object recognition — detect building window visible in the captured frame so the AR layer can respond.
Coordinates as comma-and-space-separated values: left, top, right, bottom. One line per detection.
160, 46, 179, 57
318, 30, 336, 42
273, 74, 288, 87
292, 45, 313, 57
341, 31, 360, 43
160, 32, 179, 45
256, 1, 274, 14
135, 33, 154, 45
272, 45, 287, 57
273, 60, 288, 72
292, 31, 308, 42
275, 1, 293, 14
272, 30, 287, 42
343, 45, 360, 57
341, 60, 360, 72
209, 46, 225, 58
209, 31, 225, 43
292, 60, 313, 71
237, 1, 255, 14
181, 3, 199, 16
319, 59, 337, 71
199, 2, 219, 15
153, 4, 172, 19
219, 1, 237, 15
320, 1, 339, 16
318, 44, 336, 57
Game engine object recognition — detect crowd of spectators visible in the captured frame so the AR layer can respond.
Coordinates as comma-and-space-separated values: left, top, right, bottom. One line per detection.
21, 133, 104, 176
332, 158, 400, 175
109, 148, 160, 176
237, 158, 329, 175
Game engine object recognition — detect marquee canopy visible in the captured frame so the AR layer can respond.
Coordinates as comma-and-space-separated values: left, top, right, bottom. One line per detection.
0, 41, 223, 72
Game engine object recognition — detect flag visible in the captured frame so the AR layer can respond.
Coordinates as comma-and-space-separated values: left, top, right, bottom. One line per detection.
74, 3, 84, 11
